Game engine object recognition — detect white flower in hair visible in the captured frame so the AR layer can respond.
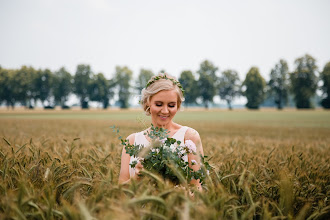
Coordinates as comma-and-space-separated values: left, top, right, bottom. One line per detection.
185, 140, 196, 153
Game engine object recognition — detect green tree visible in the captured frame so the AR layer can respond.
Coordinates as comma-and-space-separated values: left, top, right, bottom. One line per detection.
136, 69, 154, 92
197, 60, 218, 109
53, 67, 72, 108
289, 54, 318, 109
243, 67, 266, 109
115, 66, 133, 109
218, 69, 241, 110
35, 68, 54, 107
15, 66, 38, 108
320, 61, 330, 108
268, 59, 290, 110
6, 69, 20, 109
179, 70, 198, 107
0, 67, 16, 109
90, 73, 114, 109
73, 64, 93, 109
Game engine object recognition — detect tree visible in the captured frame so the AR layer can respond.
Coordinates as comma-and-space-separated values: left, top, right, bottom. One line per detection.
15, 66, 38, 108
0, 67, 16, 109
136, 69, 154, 92
289, 54, 318, 109
218, 69, 241, 110
320, 61, 330, 108
90, 73, 114, 109
197, 60, 218, 109
35, 68, 54, 107
73, 64, 93, 109
53, 67, 72, 108
115, 66, 133, 109
0, 67, 8, 106
179, 70, 198, 107
242, 67, 266, 109
268, 59, 290, 110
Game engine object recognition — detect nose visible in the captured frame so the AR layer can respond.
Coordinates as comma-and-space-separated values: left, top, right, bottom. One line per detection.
161, 106, 169, 114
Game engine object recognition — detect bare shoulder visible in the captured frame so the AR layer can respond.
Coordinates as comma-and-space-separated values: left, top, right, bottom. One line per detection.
185, 127, 204, 155
185, 127, 201, 143
126, 133, 136, 145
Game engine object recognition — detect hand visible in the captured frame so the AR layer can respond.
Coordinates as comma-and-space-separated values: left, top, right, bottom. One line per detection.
134, 161, 144, 179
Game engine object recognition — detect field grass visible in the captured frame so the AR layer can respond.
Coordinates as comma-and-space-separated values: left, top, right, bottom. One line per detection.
1, 108, 330, 126
0, 109, 329, 219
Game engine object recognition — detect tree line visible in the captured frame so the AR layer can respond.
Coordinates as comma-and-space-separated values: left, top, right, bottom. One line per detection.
0, 54, 329, 110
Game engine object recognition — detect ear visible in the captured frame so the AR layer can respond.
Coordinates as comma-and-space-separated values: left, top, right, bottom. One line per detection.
146, 106, 150, 113
177, 99, 182, 110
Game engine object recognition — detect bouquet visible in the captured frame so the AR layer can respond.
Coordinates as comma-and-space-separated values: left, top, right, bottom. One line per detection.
121, 125, 211, 185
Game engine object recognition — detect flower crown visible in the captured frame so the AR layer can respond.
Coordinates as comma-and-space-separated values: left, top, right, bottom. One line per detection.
145, 74, 185, 97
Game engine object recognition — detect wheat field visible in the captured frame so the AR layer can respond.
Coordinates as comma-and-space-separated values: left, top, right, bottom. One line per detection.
0, 109, 329, 219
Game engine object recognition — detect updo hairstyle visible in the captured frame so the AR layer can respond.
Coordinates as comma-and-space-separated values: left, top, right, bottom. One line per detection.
141, 73, 184, 116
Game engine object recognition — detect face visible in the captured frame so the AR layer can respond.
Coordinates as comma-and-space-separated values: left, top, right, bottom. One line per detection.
149, 89, 179, 128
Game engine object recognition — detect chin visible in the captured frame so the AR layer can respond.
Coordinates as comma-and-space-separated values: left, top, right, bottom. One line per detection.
155, 120, 170, 127
156, 121, 167, 126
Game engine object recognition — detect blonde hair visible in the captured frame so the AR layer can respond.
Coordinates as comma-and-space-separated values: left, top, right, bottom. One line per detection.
141, 73, 184, 115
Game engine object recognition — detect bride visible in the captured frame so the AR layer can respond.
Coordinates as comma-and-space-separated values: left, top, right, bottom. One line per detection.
118, 73, 204, 189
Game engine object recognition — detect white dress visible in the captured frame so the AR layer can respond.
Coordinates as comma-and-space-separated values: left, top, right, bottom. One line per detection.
129, 126, 190, 178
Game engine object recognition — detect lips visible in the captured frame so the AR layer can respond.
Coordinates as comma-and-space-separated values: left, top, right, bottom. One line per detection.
159, 115, 169, 120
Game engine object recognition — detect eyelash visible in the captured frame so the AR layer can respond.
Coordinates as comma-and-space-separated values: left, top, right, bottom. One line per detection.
155, 104, 175, 108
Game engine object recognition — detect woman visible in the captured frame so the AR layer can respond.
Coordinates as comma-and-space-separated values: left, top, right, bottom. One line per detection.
118, 73, 204, 189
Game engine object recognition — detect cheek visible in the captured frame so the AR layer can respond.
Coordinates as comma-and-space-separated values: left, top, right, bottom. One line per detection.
150, 105, 160, 114
169, 107, 178, 114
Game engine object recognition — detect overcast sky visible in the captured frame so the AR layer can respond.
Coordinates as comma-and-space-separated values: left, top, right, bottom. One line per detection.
1, 0, 329, 82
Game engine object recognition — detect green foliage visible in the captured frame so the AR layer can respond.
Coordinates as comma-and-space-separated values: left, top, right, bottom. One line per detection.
115, 66, 133, 109
268, 59, 290, 110
290, 54, 318, 109
73, 64, 93, 109
53, 67, 72, 108
197, 60, 218, 109
136, 68, 154, 92
15, 66, 39, 108
243, 67, 266, 109
117, 124, 210, 185
90, 73, 113, 109
320, 61, 330, 108
35, 68, 54, 107
0, 67, 16, 108
179, 70, 198, 106
218, 69, 241, 110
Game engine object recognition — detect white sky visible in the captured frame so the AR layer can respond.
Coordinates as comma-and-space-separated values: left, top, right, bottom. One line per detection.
1, 0, 329, 83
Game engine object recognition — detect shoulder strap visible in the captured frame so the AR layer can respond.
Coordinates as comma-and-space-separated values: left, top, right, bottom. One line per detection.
172, 126, 189, 144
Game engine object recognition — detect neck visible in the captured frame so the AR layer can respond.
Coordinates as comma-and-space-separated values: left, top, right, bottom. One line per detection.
152, 121, 174, 131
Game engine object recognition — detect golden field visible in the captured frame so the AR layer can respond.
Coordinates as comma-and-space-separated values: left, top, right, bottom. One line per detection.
0, 109, 329, 219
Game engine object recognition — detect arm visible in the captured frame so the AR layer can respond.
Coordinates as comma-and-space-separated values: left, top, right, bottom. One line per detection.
118, 133, 135, 184
185, 128, 204, 191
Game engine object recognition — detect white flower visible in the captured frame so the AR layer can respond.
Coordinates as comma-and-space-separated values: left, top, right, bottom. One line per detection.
169, 144, 176, 153
175, 145, 186, 157
151, 148, 160, 153
191, 160, 197, 165
185, 140, 196, 153
207, 170, 210, 175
